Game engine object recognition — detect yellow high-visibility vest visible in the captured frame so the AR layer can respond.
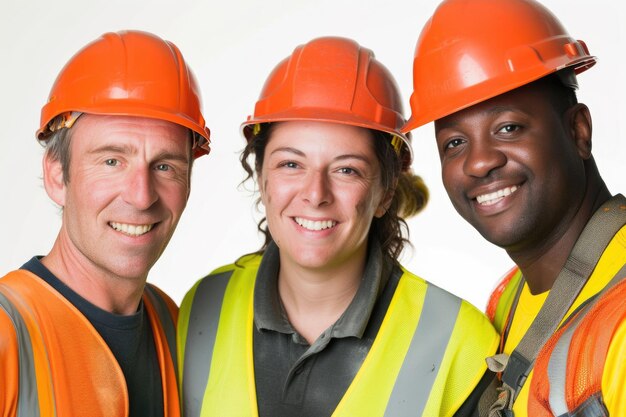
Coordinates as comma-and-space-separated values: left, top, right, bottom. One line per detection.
178, 254, 498, 417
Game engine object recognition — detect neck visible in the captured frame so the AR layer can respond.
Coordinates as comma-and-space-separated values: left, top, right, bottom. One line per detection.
509, 171, 611, 294
42, 233, 146, 315
277, 249, 366, 344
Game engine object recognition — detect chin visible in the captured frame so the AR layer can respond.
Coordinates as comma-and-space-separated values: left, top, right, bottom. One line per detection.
108, 258, 155, 280
477, 225, 533, 251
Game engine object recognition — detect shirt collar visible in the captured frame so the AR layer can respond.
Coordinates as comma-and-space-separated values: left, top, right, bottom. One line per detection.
253, 239, 391, 340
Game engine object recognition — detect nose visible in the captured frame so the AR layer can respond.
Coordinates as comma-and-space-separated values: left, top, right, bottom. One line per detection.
121, 166, 159, 210
463, 137, 507, 178
301, 170, 332, 207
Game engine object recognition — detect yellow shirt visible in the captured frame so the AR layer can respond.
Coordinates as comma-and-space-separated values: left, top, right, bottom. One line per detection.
502, 225, 626, 416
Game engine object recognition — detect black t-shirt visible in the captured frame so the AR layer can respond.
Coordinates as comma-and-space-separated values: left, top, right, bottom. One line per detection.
22, 257, 164, 417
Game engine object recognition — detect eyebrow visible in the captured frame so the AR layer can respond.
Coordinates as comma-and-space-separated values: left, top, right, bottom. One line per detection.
88, 144, 135, 156
485, 105, 523, 116
269, 146, 373, 164
88, 144, 189, 163
437, 105, 530, 130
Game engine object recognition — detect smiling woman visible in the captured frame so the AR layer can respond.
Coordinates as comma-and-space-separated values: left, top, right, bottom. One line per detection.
177, 36, 500, 417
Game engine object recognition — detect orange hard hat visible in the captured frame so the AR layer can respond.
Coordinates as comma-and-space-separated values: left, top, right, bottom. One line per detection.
403, 0, 597, 131
38, 30, 211, 158
242, 36, 412, 169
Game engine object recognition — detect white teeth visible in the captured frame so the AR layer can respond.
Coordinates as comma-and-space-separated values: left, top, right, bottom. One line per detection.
476, 185, 519, 206
294, 217, 337, 231
109, 222, 154, 236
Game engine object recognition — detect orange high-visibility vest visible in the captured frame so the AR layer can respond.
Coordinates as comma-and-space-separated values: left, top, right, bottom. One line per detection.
528, 277, 626, 417
0, 269, 180, 417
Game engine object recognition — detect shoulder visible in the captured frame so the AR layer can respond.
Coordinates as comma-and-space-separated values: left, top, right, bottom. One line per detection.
392, 276, 498, 417
1, 268, 41, 286
209, 253, 262, 276
397, 265, 498, 344
144, 283, 178, 320
0, 269, 58, 312
179, 254, 262, 314
485, 266, 521, 330
0, 271, 33, 406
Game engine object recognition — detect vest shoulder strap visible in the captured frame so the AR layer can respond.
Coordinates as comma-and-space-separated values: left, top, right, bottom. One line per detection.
180, 264, 257, 417
144, 284, 178, 374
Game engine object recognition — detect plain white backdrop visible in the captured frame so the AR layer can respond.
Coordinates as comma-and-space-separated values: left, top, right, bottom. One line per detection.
1, 0, 624, 309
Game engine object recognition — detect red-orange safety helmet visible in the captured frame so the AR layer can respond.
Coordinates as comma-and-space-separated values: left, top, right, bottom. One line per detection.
37, 30, 211, 158
403, 0, 596, 132
242, 36, 412, 169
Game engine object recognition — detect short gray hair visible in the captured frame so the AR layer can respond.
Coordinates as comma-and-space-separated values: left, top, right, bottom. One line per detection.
43, 127, 73, 184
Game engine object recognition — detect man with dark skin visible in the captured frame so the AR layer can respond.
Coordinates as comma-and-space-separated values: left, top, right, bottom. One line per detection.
403, 0, 626, 415
435, 77, 606, 294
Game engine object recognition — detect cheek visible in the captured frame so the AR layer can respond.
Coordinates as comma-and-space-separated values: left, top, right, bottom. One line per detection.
66, 177, 110, 210
261, 175, 300, 209
164, 189, 189, 217
441, 164, 461, 196
261, 178, 272, 205
353, 187, 383, 218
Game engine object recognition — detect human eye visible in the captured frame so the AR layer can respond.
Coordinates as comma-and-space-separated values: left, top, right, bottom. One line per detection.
279, 161, 300, 169
496, 123, 522, 135
104, 158, 119, 167
155, 163, 170, 172
337, 167, 358, 175
444, 138, 466, 151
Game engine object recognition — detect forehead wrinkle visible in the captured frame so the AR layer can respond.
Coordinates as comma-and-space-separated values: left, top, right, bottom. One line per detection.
86, 138, 189, 161
88, 143, 136, 156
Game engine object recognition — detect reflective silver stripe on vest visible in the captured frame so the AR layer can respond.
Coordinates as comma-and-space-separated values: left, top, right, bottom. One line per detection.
182, 271, 233, 417
145, 285, 178, 381
0, 291, 41, 417
384, 284, 462, 416
547, 306, 611, 417
547, 309, 583, 416
547, 307, 613, 416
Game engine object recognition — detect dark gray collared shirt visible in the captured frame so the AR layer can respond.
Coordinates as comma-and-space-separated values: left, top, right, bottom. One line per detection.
252, 240, 401, 417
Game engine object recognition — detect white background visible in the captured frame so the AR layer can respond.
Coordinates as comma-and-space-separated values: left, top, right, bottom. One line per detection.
1, 0, 624, 309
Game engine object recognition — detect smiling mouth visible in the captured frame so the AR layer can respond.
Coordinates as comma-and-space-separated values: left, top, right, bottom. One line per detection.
109, 222, 155, 237
294, 217, 337, 231
476, 185, 519, 206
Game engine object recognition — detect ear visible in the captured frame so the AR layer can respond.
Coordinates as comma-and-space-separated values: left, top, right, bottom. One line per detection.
257, 173, 268, 206
43, 153, 66, 207
374, 180, 397, 218
566, 103, 593, 160
185, 166, 192, 200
